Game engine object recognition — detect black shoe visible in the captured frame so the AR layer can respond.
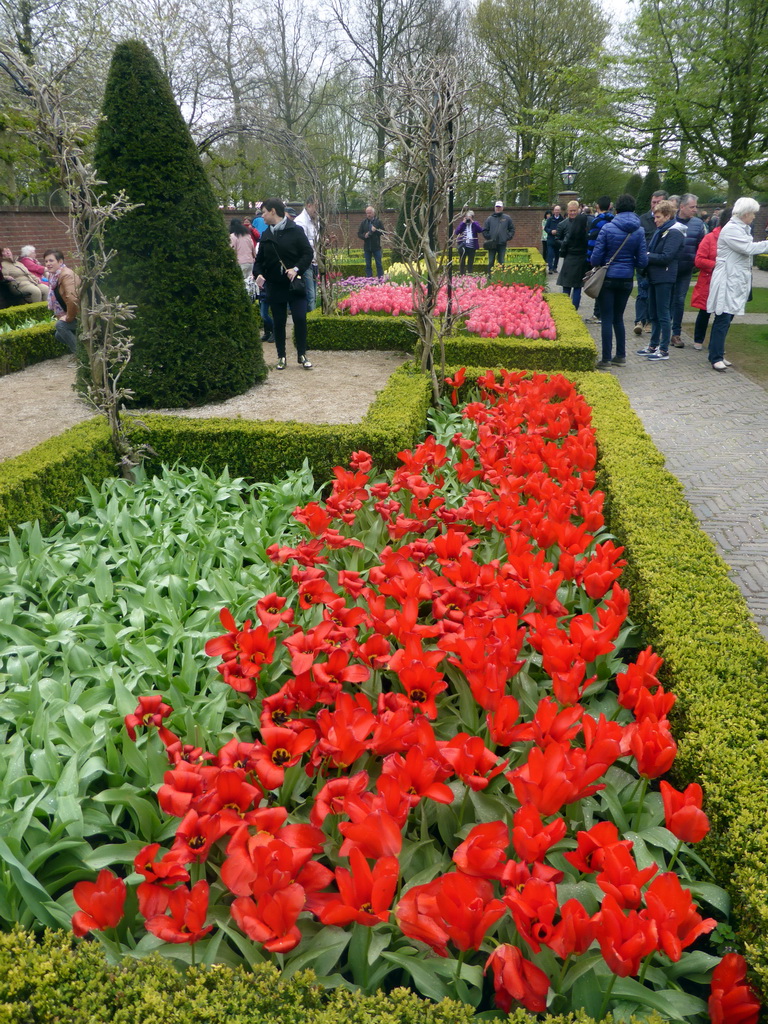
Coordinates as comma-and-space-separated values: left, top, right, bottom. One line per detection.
298, 354, 313, 369
611, 357, 626, 365
595, 360, 613, 369
262, 333, 274, 343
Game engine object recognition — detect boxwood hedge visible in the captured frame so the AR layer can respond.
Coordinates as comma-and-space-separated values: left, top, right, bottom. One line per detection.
0, 363, 430, 534
0, 321, 60, 376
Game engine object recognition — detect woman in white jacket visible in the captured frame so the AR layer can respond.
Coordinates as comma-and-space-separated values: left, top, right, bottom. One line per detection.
706, 197, 768, 371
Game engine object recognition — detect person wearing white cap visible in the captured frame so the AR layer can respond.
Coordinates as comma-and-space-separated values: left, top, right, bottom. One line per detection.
482, 201, 516, 271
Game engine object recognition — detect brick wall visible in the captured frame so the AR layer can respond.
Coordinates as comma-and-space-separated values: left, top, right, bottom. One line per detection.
3, 204, 766, 264
0, 207, 73, 261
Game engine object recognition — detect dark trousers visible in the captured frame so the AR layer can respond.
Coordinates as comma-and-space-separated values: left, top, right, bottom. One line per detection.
671, 270, 693, 336
259, 296, 274, 335
648, 281, 674, 352
693, 309, 711, 345
634, 274, 650, 324
708, 312, 733, 364
599, 279, 633, 361
546, 239, 559, 272
562, 286, 582, 311
488, 244, 507, 271
458, 247, 476, 273
55, 318, 77, 354
365, 249, 383, 278
270, 292, 308, 360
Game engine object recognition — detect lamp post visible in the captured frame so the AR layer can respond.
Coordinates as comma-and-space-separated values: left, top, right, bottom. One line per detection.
557, 165, 579, 206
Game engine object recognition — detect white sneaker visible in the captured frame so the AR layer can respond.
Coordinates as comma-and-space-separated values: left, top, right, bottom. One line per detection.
712, 360, 727, 372
693, 342, 703, 350
723, 358, 732, 366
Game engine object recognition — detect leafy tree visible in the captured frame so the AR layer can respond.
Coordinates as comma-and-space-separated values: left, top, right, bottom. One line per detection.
473, 0, 610, 204
624, 171, 643, 196
663, 164, 688, 197
94, 39, 266, 408
636, 167, 662, 213
630, 0, 768, 201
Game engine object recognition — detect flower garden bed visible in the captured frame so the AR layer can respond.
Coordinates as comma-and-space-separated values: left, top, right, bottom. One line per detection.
1, 364, 768, 1021
0, 369, 765, 1024
307, 289, 596, 372
0, 302, 58, 376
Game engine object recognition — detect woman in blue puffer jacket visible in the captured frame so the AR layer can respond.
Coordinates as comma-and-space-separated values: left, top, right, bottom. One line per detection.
590, 193, 648, 368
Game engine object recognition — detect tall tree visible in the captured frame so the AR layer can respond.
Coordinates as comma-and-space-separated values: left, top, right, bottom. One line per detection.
473, 0, 610, 204
94, 40, 266, 408
630, 0, 768, 200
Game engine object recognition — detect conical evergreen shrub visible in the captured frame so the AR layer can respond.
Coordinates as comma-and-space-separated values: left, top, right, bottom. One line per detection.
636, 168, 662, 214
94, 40, 266, 408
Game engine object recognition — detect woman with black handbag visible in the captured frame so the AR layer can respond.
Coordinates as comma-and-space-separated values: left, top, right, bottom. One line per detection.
253, 198, 315, 370
588, 193, 648, 369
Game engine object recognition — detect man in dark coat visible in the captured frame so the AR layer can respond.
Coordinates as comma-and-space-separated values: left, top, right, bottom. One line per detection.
357, 205, 386, 278
670, 193, 706, 348
254, 197, 315, 370
543, 205, 564, 272
482, 201, 516, 271
634, 189, 668, 334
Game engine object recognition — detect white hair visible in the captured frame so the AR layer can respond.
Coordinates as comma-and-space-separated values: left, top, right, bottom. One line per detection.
20, 245, 35, 257
732, 197, 760, 221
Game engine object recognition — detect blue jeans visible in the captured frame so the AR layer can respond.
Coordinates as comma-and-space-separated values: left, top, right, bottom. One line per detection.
599, 278, 633, 361
648, 281, 673, 352
365, 249, 383, 278
546, 239, 559, 271
635, 274, 650, 324
708, 312, 733, 364
671, 270, 692, 336
55, 318, 77, 354
259, 296, 273, 335
303, 265, 317, 311
488, 244, 507, 270
562, 286, 582, 311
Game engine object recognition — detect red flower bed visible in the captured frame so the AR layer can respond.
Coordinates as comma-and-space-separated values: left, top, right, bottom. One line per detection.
78, 370, 759, 1023
338, 281, 556, 339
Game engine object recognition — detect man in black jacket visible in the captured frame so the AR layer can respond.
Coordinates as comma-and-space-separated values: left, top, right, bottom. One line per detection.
633, 189, 668, 333
357, 205, 386, 278
543, 206, 564, 272
254, 197, 315, 370
483, 201, 516, 271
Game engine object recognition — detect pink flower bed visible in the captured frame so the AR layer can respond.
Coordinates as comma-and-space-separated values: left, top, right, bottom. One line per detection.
338, 282, 557, 340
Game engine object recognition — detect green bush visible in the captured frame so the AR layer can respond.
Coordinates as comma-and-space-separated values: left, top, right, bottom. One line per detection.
0, 321, 60, 376
0, 928, 627, 1023
0, 301, 51, 329
307, 292, 596, 371
0, 365, 430, 534
755, 253, 768, 271
93, 40, 266, 409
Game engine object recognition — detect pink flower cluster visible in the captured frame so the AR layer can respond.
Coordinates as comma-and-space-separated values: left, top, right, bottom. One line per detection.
337, 281, 556, 340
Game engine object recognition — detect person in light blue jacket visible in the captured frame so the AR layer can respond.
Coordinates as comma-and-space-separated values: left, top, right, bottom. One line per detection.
590, 193, 648, 368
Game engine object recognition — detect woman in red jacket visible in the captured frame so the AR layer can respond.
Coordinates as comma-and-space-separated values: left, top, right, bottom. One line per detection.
691, 208, 730, 351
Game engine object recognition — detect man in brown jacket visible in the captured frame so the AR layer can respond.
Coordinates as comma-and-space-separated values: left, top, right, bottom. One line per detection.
43, 249, 80, 354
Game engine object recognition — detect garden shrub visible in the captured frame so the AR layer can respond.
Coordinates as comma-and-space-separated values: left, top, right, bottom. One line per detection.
0, 301, 50, 329
0, 927, 628, 1024
755, 253, 768, 272
0, 365, 430, 534
0, 321, 59, 376
93, 40, 266, 409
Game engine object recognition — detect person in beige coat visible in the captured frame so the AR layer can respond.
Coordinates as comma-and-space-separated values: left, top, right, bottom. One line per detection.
706, 197, 768, 371
1, 247, 48, 303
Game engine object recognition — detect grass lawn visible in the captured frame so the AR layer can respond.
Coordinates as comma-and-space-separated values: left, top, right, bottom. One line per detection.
684, 284, 768, 313
716, 323, 768, 390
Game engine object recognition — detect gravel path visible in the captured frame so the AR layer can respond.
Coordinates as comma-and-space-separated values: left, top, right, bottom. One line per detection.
0, 348, 408, 463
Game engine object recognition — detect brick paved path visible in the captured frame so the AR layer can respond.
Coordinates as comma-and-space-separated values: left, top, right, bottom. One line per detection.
553, 270, 768, 638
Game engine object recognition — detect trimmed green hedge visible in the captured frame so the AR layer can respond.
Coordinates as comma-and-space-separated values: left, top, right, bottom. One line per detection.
754, 253, 768, 271
0, 300, 51, 328
0, 927, 630, 1024
450, 366, 768, 999
0, 321, 60, 376
307, 292, 596, 372
0, 364, 430, 534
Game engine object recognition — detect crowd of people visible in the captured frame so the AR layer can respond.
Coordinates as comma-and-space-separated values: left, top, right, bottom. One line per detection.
544, 191, 768, 372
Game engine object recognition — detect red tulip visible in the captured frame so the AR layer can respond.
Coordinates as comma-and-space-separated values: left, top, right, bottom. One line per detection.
660, 780, 710, 843
485, 944, 550, 1014
144, 879, 212, 944
124, 694, 173, 741
641, 873, 716, 962
709, 953, 761, 1024
72, 869, 126, 936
